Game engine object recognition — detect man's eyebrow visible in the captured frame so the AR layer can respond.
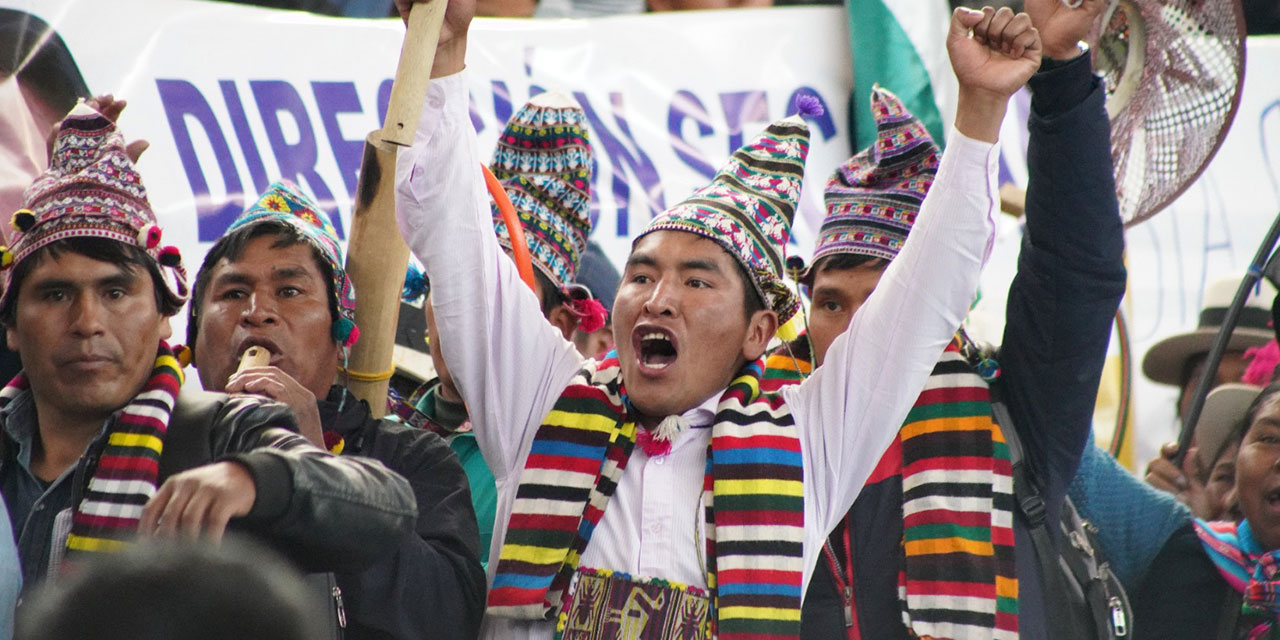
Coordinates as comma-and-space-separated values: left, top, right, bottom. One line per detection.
626, 253, 658, 269
810, 285, 845, 298
31, 270, 140, 292
679, 258, 723, 274
270, 266, 313, 281
97, 272, 141, 289
210, 271, 255, 288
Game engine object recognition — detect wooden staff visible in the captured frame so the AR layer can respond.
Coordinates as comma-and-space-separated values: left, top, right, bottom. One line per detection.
344, 2, 447, 417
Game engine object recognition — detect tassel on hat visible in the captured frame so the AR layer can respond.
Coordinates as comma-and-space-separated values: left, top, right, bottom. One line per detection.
0, 103, 187, 314
567, 296, 608, 334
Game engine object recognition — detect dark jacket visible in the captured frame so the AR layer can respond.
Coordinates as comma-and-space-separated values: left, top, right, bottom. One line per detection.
800, 53, 1127, 640
1, 389, 417, 588
1070, 440, 1234, 639
320, 387, 486, 640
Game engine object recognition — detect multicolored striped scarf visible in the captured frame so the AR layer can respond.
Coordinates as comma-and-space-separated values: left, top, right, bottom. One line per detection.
762, 337, 1018, 639
1195, 519, 1280, 639
487, 353, 805, 639
0, 343, 182, 558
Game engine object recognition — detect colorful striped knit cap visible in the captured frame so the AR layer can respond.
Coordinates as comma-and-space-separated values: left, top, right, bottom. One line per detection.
0, 103, 188, 314
490, 92, 593, 290
813, 87, 939, 266
638, 100, 820, 325
227, 180, 358, 347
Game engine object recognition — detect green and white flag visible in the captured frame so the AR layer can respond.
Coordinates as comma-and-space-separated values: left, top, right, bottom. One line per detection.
845, 0, 957, 150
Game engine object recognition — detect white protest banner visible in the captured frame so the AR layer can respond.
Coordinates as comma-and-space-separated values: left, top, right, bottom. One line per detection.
0, 0, 853, 281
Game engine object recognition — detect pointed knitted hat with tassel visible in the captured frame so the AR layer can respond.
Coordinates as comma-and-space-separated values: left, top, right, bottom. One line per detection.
812, 86, 939, 267
637, 97, 822, 329
0, 102, 188, 316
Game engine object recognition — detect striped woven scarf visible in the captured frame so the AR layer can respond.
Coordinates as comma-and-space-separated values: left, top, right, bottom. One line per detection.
0, 343, 182, 557
1195, 519, 1280, 637
488, 353, 805, 639
762, 337, 1018, 639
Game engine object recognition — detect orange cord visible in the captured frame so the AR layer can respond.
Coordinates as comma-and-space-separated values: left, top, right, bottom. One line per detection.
481, 164, 538, 292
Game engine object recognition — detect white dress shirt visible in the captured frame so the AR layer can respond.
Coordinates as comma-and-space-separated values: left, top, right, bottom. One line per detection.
395, 71, 999, 640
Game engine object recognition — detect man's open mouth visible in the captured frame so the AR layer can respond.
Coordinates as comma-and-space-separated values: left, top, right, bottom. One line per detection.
635, 327, 678, 370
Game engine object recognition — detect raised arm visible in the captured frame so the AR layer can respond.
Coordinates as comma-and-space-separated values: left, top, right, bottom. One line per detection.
785, 7, 1041, 531
999, 0, 1127, 526
394, 4, 582, 478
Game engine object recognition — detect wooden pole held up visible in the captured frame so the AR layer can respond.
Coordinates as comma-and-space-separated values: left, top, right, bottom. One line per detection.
343, 2, 446, 417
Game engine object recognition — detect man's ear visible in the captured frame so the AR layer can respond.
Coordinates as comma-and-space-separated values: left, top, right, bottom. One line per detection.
547, 304, 580, 342
741, 309, 778, 362
159, 315, 173, 342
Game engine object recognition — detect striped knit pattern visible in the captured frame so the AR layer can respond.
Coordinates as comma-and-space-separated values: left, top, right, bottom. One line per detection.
762, 338, 1018, 639
709, 360, 804, 639
488, 355, 635, 619
1195, 518, 1280, 635
490, 93, 593, 290
760, 340, 812, 394
899, 345, 1017, 639
489, 354, 805, 640
639, 116, 810, 325
1197, 519, 1258, 593
815, 87, 939, 265
0, 344, 183, 557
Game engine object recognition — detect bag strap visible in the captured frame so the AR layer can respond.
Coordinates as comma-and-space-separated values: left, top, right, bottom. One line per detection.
993, 392, 1133, 639
992, 399, 1084, 640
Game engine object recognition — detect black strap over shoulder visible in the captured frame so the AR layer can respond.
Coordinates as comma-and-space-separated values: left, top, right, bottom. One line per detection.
991, 388, 1132, 640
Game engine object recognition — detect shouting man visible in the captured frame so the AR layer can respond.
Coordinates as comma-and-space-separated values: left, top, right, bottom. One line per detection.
396, 0, 1040, 637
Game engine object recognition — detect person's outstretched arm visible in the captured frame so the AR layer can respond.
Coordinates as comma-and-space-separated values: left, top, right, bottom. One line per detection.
999, 0, 1127, 527
394, 0, 582, 481
787, 6, 1039, 539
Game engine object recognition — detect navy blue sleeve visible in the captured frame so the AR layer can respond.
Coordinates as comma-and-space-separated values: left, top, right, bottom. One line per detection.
998, 53, 1128, 524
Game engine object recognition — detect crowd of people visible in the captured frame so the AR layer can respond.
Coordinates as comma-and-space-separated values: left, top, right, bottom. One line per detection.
1, 0, 1279, 639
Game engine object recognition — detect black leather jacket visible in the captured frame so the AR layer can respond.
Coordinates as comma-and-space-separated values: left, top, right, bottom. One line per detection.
2, 389, 416, 584
320, 386, 486, 640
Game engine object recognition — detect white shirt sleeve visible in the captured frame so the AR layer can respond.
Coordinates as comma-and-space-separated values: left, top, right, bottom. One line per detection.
782, 131, 1000, 534
395, 70, 584, 480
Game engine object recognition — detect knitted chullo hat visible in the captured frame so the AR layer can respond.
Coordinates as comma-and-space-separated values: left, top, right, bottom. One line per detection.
812, 86, 939, 268
225, 180, 358, 347
0, 103, 188, 314
637, 98, 821, 327
490, 92, 593, 291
